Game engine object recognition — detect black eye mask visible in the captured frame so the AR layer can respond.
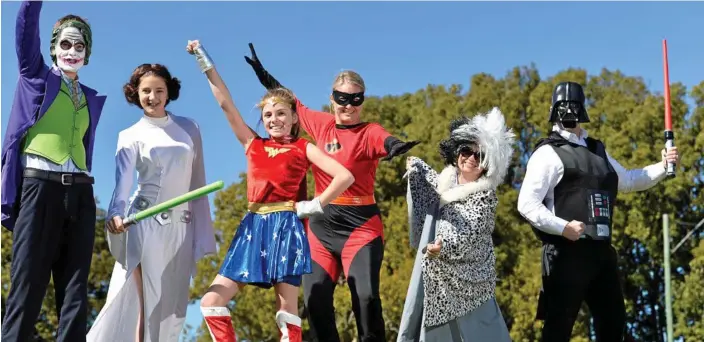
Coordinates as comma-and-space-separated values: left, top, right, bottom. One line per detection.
332, 90, 365, 107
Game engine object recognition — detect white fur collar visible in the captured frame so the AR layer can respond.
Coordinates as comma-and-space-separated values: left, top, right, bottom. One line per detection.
436, 166, 494, 207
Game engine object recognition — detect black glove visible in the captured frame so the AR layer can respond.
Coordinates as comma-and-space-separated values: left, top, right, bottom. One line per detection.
244, 43, 284, 90
382, 136, 420, 161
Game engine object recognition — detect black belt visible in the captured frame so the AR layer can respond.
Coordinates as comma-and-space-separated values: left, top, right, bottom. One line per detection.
23, 168, 94, 185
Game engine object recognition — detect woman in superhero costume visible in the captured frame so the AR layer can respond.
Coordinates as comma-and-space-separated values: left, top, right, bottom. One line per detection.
186, 40, 354, 342
244, 43, 420, 342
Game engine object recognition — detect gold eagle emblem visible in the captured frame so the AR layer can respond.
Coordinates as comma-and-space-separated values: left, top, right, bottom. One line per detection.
264, 146, 291, 158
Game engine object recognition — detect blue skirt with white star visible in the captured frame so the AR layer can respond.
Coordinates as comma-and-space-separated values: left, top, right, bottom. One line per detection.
218, 210, 312, 289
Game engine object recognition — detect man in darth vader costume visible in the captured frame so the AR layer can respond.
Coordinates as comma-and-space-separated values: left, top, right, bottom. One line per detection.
517, 82, 680, 341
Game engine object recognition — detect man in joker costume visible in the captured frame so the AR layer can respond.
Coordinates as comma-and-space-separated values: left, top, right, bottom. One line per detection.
1, 1, 106, 341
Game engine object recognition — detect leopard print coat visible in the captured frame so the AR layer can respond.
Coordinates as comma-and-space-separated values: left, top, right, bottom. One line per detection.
406, 156, 499, 327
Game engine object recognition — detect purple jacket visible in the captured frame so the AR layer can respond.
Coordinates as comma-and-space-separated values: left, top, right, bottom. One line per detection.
1, 1, 107, 230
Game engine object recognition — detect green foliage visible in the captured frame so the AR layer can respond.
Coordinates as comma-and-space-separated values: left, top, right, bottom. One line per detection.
671, 82, 704, 341
190, 67, 702, 342
2, 68, 701, 342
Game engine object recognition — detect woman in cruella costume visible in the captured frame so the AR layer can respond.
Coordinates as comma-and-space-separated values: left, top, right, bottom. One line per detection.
398, 107, 515, 342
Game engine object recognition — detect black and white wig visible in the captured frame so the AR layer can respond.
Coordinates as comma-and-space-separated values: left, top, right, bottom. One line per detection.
438, 107, 516, 188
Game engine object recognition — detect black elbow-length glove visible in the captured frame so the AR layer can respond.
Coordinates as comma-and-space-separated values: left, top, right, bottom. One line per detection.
382, 136, 420, 161
244, 43, 284, 90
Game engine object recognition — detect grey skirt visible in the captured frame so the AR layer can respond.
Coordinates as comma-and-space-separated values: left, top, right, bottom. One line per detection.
420, 298, 512, 342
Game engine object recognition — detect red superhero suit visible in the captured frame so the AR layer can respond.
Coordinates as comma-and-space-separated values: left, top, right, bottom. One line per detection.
246, 137, 311, 205
244, 44, 419, 342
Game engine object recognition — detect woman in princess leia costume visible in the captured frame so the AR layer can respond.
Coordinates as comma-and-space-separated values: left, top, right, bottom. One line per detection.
398, 107, 515, 342
87, 63, 216, 342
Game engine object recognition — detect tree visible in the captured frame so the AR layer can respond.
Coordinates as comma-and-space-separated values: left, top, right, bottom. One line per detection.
6, 66, 697, 342
1, 199, 118, 340
188, 67, 702, 342
671, 81, 704, 341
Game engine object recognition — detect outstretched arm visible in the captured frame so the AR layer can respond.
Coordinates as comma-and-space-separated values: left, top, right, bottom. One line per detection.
188, 40, 257, 149
366, 123, 420, 161
244, 43, 334, 140
405, 156, 440, 248
244, 43, 284, 90
606, 147, 678, 193
16, 0, 46, 77
296, 143, 355, 218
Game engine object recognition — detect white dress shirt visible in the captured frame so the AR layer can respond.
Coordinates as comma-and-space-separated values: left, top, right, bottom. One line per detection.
517, 124, 667, 236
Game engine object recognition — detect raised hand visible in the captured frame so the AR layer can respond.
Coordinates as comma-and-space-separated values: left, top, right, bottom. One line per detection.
661, 146, 679, 169
186, 39, 214, 73
243, 42, 284, 90
186, 40, 201, 55
244, 43, 263, 70
406, 156, 414, 170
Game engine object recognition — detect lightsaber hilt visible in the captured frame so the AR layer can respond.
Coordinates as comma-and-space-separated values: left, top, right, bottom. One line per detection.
194, 45, 214, 73
123, 215, 137, 228
664, 130, 676, 177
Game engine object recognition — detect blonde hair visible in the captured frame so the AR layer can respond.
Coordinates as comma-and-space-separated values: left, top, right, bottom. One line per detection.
256, 88, 300, 138
332, 70, 366, 92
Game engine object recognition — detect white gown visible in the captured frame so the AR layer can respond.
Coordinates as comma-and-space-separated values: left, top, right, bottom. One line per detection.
88, 114, 216, 342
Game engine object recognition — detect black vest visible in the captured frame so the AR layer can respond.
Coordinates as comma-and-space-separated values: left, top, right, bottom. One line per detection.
531, 132, 619, 244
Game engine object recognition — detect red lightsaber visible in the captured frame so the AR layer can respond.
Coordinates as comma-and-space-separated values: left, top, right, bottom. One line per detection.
663, 39, 676, 177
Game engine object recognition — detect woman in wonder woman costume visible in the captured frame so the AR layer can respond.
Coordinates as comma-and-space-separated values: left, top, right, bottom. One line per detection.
186, 40, 354, 342
244, 43, 420, 342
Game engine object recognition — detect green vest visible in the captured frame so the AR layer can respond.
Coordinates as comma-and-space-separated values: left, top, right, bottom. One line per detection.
23, 81, 90, 170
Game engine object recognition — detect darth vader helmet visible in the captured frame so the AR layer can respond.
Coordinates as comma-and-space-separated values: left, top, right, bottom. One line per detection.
548, 81, 590, 128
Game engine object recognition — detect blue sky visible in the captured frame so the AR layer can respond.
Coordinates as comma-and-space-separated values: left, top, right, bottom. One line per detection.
2, 1, 703, 340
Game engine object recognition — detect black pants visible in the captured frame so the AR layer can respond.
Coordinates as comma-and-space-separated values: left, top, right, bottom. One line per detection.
1, 176, 96, 342
539, 240, 626, 342
303, 204, 386, 342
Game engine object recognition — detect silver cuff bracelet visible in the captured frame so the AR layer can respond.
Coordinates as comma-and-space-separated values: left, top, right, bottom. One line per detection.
194, 46, 214, 73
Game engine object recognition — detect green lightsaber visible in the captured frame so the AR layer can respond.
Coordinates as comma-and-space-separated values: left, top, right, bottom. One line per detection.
123, 180, 225, 227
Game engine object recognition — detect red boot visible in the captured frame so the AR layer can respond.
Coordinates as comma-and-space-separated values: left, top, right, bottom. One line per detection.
201, 307, 237, 342
276, 310, 302, 342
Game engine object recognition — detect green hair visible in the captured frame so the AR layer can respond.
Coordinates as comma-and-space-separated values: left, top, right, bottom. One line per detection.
49, 19, 93, 65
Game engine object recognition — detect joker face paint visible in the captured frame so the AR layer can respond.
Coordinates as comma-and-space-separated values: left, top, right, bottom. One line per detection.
55, 27, 86, 73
